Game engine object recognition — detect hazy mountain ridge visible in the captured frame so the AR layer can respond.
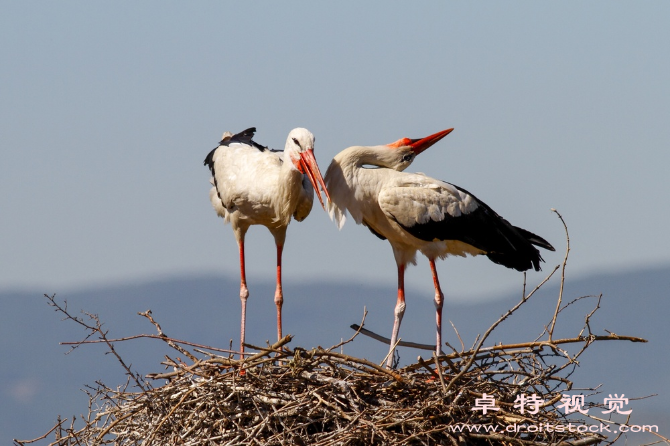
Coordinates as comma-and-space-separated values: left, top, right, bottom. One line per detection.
2, 266, 667, 444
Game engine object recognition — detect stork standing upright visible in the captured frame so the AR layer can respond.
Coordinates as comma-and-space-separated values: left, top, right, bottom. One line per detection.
204, 127, 330, 356
324, 128, 555, 367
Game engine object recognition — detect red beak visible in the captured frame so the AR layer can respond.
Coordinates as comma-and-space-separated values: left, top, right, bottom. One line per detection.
299, 149, 331, 210
409, 128, 454, 155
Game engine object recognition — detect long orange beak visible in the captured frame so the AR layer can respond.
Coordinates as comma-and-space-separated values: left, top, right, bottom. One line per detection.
409, 128, 454, 155
299, 149, 331, 210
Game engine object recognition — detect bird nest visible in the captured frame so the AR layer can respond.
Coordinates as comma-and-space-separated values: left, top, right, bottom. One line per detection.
16, 216, 653, 446
19, 296, 647, 446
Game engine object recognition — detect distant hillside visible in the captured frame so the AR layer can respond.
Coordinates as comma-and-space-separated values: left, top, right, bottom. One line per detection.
2, 266, 668, 444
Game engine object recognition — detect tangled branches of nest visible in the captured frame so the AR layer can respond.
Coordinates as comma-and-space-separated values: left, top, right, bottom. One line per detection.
18, 295, 646, 446
16, 212, 652, 446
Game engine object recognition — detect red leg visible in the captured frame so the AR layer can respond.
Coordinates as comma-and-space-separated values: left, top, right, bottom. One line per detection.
387, 263, 406, 368
429, 259, 444, 356
274, 244, 284, 341
238, 240, 249, 360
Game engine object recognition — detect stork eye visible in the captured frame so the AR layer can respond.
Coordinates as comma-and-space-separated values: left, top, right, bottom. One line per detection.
402, 154, 414, 162
292, 137, 301, 148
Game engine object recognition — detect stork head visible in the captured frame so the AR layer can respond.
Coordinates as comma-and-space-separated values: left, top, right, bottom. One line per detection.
285, 128, 331, 210
384, 128, 454, 171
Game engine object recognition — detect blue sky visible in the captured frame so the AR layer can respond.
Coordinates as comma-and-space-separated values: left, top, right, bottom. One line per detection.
2, 2, 669, 302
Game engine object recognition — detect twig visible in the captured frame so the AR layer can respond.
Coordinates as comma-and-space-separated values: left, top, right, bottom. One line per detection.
138, 310, 198, 362
349, 324, 435, 351
45, 294, 146, 391
328, 308, 367, 352
449, 320, 465, 352
549, 208, 570, 340
60, 333, 246, 355
242, 335, 294, 365
13, 418, 66, 445
314, 349, 402, 382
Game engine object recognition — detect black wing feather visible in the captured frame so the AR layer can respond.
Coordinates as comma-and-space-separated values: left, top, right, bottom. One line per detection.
397, 182, 554, 272
227, 127, 267, 151
204, 127, 270, 175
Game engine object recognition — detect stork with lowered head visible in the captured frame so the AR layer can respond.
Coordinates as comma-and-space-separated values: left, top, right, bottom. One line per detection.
324, 128, 555, 367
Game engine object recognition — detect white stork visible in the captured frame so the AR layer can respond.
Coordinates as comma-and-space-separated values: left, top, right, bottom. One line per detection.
204, 127, 330, 356
324, 128, 555, 367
